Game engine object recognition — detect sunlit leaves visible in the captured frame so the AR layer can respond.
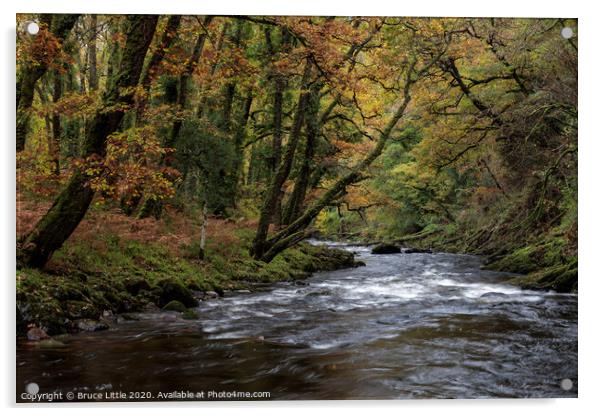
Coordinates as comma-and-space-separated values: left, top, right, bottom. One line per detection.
73, 127, 180, 204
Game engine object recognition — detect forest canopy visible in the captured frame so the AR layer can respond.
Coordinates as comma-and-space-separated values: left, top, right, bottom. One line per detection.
16, 15, 577, 288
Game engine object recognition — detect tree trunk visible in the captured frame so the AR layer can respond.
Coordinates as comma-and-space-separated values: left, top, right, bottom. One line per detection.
35, 84, 53, 155
138, 16, 212, 219
18, 15, 158, 269
87, 15, 99, 91
50, 70, 62, 175
282, 83, 321, 225
270, 73, 285, 227
250, 60, 313, 259
198, 200, 208, 260
258, 82, 414, 263
120, 15, 182, 214
264, 27, 292, 226
136, 14, 182, 121
17, 14, 79, 152
226, 88, 254, 209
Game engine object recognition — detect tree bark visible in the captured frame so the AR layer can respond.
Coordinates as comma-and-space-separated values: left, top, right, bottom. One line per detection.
50, 70, 62, 175
18, 15, 158, 269
250, 60, 313, 259
136, 14, 182, 121
198, 200, 208, 260
34, 84, 53, 155
142, 15, 182, 90
87, 15, 99, 91
17, 14, 79, 152
282, 82, 321, 225
226, 88, 254, 209
264, 27, 292, 226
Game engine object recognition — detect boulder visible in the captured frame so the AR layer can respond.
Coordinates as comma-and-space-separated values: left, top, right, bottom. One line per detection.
306, 289, 331, 297
38, 339, 66, 349
404, 248, 433, 254
157, 280, 199, 308
75, 319, 109, 332
204, 290, 219, 299
124, 278, 151, 295
64, 300, 99, 320
27, 326, 50, 341
182, 309, 200, 320
371, 243, 401, 254
162, 300, 187, 313
142, 302, 160, 312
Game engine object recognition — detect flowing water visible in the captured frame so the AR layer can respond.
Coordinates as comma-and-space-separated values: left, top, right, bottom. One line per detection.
16, 242, 578, 401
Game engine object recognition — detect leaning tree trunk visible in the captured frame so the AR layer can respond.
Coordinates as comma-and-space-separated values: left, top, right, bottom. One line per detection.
253, 48, 442, 262
135, 14, 182, 121
257, 75, 415, 263
18, 15, 158, 269
17, 14, 79, 152
260, 101, 411, 263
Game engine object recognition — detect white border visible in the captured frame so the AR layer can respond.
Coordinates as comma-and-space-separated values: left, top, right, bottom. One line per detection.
2, 1, 599, 415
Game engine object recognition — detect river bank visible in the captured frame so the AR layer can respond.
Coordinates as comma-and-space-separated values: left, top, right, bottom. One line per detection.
17, 235, 360, 337
402, 228, 577, 293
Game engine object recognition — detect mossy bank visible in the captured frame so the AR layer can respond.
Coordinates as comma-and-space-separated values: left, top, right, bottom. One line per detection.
369, 223, 578, 293
16, 235, 360, 336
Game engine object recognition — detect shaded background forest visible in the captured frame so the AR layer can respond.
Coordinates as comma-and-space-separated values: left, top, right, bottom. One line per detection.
16, 15, 577, 292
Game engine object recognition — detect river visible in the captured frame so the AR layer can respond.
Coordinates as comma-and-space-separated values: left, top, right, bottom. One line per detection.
16, 241, 578, 401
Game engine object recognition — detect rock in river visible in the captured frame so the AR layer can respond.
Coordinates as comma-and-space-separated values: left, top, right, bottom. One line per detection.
75, 319, 109, 332
371, 243, 401, 254
404, 248, 433, 254
27, 325, 50, 341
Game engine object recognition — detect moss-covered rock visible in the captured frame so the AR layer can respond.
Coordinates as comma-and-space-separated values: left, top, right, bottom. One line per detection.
64, 300, 99, 320
508, 260, 577, 293
162, 300, 187, 312
156, 280, 199, 308
371, 243, 401, 254
124, 278, 151, 295
182, 309, 200, 319
38, 338, 67, 349
17, 271, 70, 335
